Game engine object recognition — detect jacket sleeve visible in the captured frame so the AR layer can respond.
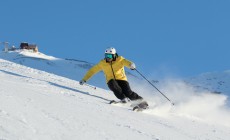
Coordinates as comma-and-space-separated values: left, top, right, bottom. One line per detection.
82, 63, 102, 82
121, 56, 133, 68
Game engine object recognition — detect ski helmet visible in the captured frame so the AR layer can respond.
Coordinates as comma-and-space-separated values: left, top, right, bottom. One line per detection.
105, 47, 117, 61
105, 47, 116, 54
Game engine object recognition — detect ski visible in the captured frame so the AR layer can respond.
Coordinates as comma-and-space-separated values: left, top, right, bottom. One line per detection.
109, 100, 128, 105
109, 100, 149, 112
133, 101, 149, 112
109, 100, 118, 104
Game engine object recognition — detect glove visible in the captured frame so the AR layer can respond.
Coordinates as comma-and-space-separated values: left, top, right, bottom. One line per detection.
79, 80, 86, 85
130, 63, 136, 70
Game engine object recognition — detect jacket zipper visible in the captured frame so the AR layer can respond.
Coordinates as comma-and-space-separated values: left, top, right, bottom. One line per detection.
110, 62, 116, 80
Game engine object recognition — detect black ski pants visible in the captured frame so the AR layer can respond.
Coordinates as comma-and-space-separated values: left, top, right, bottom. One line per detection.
107, 79, 143, 101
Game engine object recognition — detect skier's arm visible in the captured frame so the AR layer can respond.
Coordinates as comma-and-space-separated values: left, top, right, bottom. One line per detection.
82, 63, 102, 82
122, 57, 135, 69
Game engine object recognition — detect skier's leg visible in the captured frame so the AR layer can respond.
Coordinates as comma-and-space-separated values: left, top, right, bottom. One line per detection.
117, 80, 143, 101
107, 79, 126, 100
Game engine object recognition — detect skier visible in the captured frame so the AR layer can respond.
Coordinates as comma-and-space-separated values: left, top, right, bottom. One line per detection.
79, 47, 147, 105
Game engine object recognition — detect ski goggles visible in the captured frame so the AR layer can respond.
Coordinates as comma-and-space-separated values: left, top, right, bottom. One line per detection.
105, 53, 113, 59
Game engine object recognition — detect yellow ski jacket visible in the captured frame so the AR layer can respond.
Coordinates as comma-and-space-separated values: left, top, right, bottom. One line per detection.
82, 56, 133, 83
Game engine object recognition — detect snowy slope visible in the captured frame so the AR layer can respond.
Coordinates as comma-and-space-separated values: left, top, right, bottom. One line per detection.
1, 58, 230, 139
186, 71, 230, 95
0, 50, 107, 89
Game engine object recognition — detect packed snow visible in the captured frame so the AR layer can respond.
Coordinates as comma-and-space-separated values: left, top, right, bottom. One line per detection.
1, 50, 230, 140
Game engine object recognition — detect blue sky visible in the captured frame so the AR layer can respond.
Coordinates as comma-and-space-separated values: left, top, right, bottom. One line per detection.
1, 0, 229, 78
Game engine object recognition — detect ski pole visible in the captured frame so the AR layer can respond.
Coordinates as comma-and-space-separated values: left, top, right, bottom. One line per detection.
135, 69, 174, 106
85, 83, 97, 90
